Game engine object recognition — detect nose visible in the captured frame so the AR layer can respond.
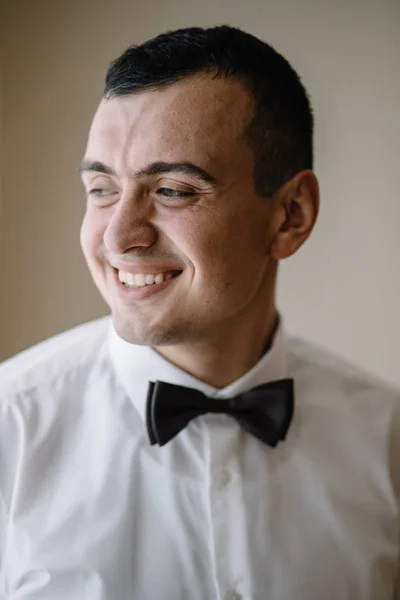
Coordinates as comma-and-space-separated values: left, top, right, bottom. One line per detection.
103, 188, 157, 255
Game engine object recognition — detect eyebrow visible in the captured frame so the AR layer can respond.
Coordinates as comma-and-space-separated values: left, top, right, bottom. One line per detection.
78, 159, 217, 185
78, 160, 116, 176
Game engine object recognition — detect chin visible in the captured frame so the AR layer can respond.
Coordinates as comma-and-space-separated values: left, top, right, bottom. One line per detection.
112, 313, 150, 346
111, 310, 183, 347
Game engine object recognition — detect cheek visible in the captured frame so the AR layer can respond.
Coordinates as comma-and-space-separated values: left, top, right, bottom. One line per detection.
80, 210, 104, 265
201, 210, 266, 265
174, 208, 267, 291
79, 215, 90, 258
80, 211, 111, 304
203, 238, 268, 312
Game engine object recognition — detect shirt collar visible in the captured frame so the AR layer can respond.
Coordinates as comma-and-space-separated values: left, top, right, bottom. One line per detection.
108, 319, 288, 424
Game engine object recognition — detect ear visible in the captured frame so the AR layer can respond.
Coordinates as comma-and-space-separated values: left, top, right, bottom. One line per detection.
269, 170, 319, 260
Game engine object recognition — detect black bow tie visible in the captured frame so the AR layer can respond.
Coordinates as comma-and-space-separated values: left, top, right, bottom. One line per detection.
146, 379, 294, 447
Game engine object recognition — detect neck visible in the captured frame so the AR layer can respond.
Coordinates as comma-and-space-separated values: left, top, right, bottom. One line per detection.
154, 302, 279, 389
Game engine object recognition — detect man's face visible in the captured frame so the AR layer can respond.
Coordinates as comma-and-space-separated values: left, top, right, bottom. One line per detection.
80, 74, 279, 346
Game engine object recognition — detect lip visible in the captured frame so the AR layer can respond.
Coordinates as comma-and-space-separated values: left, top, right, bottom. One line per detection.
111, 267, 180, 301
110, 260, 182, 276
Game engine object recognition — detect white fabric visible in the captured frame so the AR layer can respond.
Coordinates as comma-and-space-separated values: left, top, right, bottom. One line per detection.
0, 314, 399, 600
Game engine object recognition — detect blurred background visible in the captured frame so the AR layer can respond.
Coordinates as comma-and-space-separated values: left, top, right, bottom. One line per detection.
0, 0, 399, 388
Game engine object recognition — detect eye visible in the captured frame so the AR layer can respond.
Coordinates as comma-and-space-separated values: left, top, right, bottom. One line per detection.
88, 188, 116, 197
156, 188, 195, 199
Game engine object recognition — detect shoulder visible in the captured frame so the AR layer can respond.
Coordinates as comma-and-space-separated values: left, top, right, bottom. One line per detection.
287, 334, 400, 407
0, 314, 112, 400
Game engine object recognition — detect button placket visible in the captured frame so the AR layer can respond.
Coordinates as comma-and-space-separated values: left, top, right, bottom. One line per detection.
205, 413, 247, 600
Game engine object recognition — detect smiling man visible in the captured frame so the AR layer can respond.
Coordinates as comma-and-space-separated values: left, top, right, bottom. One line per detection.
1, 25, 400, 600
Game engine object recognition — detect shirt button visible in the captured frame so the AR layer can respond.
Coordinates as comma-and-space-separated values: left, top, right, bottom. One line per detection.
220, 468, 233, 487
224, 591, 241, 600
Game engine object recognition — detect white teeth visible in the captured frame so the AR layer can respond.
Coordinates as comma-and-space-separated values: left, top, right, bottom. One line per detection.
117, 270, 177, 288
134, 274, 146, 287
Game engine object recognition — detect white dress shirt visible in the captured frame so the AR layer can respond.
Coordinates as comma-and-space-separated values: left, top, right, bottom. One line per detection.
0, 314, 399, 600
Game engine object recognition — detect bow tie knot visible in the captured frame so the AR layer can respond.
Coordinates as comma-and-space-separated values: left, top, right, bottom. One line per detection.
146, 379, 294, 447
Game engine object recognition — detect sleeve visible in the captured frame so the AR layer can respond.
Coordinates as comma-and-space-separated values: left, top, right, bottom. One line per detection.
0, 491, 7, 599
0, 397, 22, 598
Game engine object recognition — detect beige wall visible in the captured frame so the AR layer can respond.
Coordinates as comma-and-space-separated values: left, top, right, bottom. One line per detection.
0, 0, 399, 389
0, 2, 4, 339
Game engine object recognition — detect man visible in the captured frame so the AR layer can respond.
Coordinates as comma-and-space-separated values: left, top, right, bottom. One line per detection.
0, 25, 399, 600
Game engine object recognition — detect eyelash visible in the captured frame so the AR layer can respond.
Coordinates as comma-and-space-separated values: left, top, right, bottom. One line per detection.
156, 188, 195, 198
88, 188, 114, 197
87, 187, 196, 201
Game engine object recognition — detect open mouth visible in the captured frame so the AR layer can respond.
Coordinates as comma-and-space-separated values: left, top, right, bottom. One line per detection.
117, 269, 182, 289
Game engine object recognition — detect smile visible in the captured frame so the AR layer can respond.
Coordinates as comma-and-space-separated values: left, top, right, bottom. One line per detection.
117, 270, 181, 289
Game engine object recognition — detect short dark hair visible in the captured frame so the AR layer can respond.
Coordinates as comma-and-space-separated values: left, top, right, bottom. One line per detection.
104, 25, 313, 196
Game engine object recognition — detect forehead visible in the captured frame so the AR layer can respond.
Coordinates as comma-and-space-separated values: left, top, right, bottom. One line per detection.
85, 74, 254, 174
